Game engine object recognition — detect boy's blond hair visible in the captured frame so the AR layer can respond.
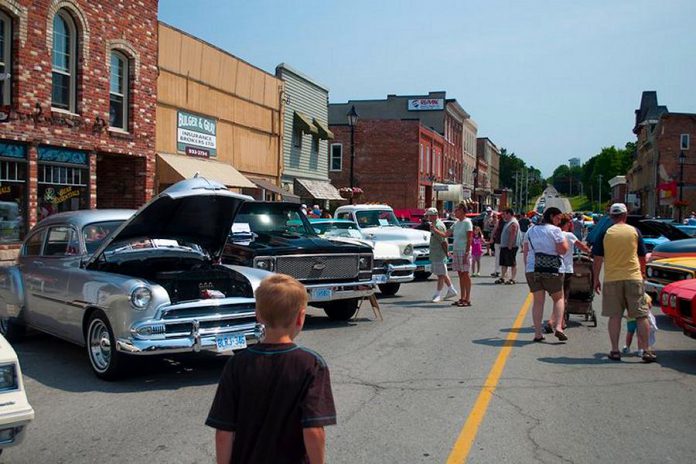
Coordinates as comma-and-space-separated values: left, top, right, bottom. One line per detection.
254, 274, 308, 328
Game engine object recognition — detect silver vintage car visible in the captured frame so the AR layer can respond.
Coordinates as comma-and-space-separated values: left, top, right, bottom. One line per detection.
0, 178, 269, 380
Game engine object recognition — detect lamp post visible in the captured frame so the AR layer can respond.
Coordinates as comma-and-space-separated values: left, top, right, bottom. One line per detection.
678, 150, 686, 222
472, 168, 479, 212
346, 105, 359, 204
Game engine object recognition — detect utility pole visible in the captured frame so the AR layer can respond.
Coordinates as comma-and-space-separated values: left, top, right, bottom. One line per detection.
597, 174, 603, 212
513, 171, 519, 212
524, 169, 529, 211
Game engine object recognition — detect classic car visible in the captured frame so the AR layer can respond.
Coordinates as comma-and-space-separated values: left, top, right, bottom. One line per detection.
0, 334, 33, 455
659, 279, 696, 338
335, 204, 431, 279
676, 224, 696, 237
0, 178, 268, 380
223, 202, 375, 320
587, 215, 690, 249
308, 218, 416, 296
645, 256, 696, 298
649, 238, 696, 262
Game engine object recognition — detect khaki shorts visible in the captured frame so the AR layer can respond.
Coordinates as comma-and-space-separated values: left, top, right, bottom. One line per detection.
525, 272, 563, 295
601, 280, 650, 319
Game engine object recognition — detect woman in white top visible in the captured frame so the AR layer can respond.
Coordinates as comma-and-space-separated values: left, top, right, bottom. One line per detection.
522, 207, 569, 342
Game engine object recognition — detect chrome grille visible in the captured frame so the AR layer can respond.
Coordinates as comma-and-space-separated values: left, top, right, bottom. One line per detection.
649, 267, 689, 283
679, 299, 693, 320
275, 254, 359, 281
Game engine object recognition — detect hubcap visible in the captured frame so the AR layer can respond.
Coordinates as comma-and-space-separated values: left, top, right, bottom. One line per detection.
89, 320, 111, 372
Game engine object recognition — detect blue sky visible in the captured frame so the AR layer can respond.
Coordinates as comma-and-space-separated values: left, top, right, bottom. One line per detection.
159, 0, 696, 177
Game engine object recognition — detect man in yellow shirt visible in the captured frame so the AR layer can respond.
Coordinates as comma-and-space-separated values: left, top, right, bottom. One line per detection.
592, 203, 654, 362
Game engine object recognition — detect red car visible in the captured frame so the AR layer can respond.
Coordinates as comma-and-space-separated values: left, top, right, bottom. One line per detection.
659, 279, 696, 338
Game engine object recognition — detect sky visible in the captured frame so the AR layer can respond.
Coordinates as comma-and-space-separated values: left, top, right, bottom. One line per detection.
159, 0, 696, 177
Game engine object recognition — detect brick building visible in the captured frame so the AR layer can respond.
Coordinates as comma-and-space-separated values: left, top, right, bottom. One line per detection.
627, 91, 696, 218
475, 137, 501, 209
0, 0, 158, 262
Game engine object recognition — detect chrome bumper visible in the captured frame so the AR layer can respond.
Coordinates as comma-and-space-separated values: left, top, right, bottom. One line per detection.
0, 407, 33, 449
304, 280, 376, 303
383, 263, 416, 283
414, 261, 431, 273
645, 281, 664, 295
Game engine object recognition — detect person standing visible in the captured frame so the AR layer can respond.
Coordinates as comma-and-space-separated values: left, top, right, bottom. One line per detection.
432, 203, 473, 306
471, 226, 484, 277
426, 208, 458, 303
499, 208, 520, 285
572, 213, 584, 240
592, 203, 654, 362
491, 213, 506, 280
483, 207, 495, 256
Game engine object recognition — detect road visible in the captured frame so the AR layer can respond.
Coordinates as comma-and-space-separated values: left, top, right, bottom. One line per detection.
536, 186, 572, 213
5, 256, 696, 463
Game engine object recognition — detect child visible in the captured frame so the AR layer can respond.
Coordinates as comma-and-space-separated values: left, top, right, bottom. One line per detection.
623, 293, 657, 357
206, 274, 336, 464
471, 226, 484, 276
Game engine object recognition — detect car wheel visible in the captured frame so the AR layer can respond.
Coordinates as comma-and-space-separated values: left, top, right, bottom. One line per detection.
0, 316, 25, 343
378, 283, 401, 296
86, 310, 125, 381
323, 299, 359, 321
414, 271, 432, 280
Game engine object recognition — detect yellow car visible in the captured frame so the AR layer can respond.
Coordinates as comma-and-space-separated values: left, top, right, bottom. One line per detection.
646, 257, 696, 297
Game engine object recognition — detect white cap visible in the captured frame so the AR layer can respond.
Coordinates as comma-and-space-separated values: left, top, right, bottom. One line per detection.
486, 206, 492, 212
609, 203, 627, 215
424, 207, 438, 216
301, 204, 307, 208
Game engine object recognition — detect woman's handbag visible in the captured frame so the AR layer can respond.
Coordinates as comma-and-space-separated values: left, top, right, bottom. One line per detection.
528, 228, 562, 274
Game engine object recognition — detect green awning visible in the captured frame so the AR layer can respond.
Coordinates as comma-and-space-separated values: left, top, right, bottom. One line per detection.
294, 111, 319, 136
313, 119, 334, 140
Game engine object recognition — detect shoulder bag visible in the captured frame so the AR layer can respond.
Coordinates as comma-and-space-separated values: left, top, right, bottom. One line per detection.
528, 227, 562, 274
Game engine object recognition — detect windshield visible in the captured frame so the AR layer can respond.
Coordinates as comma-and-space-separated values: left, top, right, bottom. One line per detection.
313, 221, 363, 239
82, 221, 124, 254
355, 210, 400, 228
104, 238, 205, 256
235, 203, 316, 237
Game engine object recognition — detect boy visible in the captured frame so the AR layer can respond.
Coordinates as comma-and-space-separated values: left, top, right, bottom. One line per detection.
206, 274, 336, 464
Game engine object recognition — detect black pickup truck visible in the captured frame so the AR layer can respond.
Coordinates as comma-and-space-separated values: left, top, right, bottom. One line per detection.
221, 201, 375, 320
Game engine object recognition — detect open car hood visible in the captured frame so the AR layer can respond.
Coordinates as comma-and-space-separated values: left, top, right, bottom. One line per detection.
86, 177, 251, 266
641, 220, 690, 241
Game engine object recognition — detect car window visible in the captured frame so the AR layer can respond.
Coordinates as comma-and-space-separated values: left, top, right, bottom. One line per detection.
83, 221, 124, 255
236, 204, 316, 237
336, 212, 352, 221
355, 210, 400, 228
44, 226, 80, 257
23, 229, 46, 256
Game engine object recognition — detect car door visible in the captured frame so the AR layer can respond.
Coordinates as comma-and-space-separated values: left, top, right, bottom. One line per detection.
18, 227, 49, 328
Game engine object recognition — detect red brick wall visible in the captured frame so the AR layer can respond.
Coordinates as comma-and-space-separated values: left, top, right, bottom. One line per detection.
657, 113, 696, 218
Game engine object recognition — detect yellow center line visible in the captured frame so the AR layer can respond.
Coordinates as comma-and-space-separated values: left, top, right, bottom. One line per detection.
446, 293, 533, 464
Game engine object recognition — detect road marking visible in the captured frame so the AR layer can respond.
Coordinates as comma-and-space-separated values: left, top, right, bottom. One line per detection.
446, 293, 533, 463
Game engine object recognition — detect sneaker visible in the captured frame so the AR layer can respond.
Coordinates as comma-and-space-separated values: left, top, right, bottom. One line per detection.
444, 288, 458, 301
622, 345, 629, 354
432, 294, 443, 303
637, 349, 644, 358
490, 272, 500, 277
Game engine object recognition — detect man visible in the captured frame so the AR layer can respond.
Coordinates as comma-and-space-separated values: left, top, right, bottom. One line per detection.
518, 214, 531, 234
490, 212, 506, 278
426, 207, 458, 303
482, 207, 495, 256
592, 203, 654, 362
498, 208, 520, 284
572, 213, 584, 240
431, 203, 473, 306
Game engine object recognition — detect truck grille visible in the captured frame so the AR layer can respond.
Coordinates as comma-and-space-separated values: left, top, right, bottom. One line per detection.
679, 299, 693, 320
649, 267, 690, 284
275, 255, 359, 281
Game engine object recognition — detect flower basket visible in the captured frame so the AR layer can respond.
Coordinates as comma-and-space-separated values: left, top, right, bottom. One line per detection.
338, 187, 363, 200
673, 199, 689, 208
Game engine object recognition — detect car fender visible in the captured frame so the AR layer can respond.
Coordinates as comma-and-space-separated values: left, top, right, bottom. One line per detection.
223, 265, 275, 292
0, 265, 26, 320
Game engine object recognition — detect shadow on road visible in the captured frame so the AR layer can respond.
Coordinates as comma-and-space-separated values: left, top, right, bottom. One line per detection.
537, 353, 617, 365
654, 314, 682, 332
472, 337, 534, 348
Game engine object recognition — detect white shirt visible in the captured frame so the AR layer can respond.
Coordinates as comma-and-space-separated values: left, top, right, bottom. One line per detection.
561, 232, 579, 273
524, 224, 565, 273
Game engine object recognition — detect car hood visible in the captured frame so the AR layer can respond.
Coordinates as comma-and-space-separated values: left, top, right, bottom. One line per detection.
87, 177, 251, 265
360, 226, 430, 244
664, 279, 696, 298
649, 256, 696, 269
641, 219, 690, 241
230, 233, 371, 255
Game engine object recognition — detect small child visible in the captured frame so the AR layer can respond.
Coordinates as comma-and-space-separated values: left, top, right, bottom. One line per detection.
471, 226, 484, 276
623, 293, 657, 356
206, 274, 336, 464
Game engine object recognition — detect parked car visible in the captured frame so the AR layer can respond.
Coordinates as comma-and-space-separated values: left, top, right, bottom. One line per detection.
649, 238, 696, 262
659, 279, 696, 339
0, 334, 33, 455
223, 202, 375, 319
645, 257, 696, 298
335, 204, 431, 279
0, 178, 268, 380
676, 224, 696, 237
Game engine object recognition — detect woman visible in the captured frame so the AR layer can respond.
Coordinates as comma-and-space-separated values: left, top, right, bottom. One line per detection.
431, 202, 473, 306
522, 207, 569, 342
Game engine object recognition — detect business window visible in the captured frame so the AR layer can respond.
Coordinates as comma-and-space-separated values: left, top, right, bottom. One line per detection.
0, 142, 28, 243
330, 143, 342, 171
51, 9, 78, 112
37, 147, 89, 219
681, 134, 690, 150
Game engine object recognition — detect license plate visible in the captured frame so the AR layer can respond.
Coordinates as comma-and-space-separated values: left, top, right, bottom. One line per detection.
375, 274, 388, 284
418, 264, 431, 272
311, 288, 333, 301
216, 334, 247, 352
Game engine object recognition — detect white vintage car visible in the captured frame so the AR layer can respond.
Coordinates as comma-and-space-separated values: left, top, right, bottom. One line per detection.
334, 205, 431, 293
0, 334, 33, 455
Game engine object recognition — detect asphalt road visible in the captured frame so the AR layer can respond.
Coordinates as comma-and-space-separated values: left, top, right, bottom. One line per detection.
5, 256, 696, 463
537, 186, 572, 213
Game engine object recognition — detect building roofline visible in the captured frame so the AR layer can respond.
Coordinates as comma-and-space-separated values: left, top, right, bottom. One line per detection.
275, 63, 330, 92
329, 91, 448, 105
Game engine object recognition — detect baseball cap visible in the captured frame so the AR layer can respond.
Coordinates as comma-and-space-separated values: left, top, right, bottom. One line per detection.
486, 206, 492, 212
424, 207, 438, 216
609, 203, 627, 215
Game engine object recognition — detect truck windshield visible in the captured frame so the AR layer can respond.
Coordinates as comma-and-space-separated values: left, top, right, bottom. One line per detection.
355, 210, 400, 228
235, 203, 316, 237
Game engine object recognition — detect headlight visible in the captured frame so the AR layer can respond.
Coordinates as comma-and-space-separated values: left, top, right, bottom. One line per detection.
661, 292, 669, 306
130, 286, 152, 310
359, 256, 372, 270
0, 364, 17, 391
403, 244, 413, 256
687, 274, 694, 279
254, 257, 275, 271
646, 268, 653, 277
670, 294, 677, 308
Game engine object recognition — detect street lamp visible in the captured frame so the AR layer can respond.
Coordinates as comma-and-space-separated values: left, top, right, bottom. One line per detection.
472, 168, 479, 212
346, 105, 359, 204
679, 150, 686, 222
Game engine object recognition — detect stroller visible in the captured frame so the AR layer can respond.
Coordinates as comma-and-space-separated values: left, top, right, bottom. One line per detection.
564, 254, 597, 327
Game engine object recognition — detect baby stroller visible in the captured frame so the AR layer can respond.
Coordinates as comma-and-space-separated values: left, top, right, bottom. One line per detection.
564, 254, 597, 327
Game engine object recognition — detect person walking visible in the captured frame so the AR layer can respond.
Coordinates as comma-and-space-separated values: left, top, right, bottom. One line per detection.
471, 226, 484, 277
426, 208, 458, 303
522, 207, 569, 342
592, 203, 654, 362
499, 208, 521, 285
431, 202, 473, 306
491, 213, 506, 281
483, 207, 496, 256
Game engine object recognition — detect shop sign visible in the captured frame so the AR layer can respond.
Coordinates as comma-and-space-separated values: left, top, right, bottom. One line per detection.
44, 187, 80, 205
177, 111, 217, 157
185, 146, 209, 158
433, 184, 449, 192
408, 98, 444, 111
463, 188, 472, 199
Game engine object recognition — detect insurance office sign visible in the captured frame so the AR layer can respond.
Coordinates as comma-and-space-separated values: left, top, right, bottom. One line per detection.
177, 111, 217, 157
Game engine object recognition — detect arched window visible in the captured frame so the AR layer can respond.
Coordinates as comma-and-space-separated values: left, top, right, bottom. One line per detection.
0, 11, 12, 106
51, 10, 77, 112
109, 51, 128, 130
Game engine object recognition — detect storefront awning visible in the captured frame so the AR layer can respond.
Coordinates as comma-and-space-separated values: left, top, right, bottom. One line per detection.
294, 178, 344, 201
294, 111, 319, 136
434, 184, 465, 202
313, 119, 334, 140
157, 153, 256, 189
250, 177, 301, 203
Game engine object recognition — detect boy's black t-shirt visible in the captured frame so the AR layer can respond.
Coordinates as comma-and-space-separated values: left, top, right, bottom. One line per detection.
206, 343, 336, 464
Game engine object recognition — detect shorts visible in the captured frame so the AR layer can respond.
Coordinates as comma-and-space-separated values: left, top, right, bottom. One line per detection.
525, 272, 564, 295
601, 280, 650, 319
431, 261, 448, 276
499, 247, 518, 267
452, 251, 472, 273
483, 230, 491, 241
626, 319, 637, 334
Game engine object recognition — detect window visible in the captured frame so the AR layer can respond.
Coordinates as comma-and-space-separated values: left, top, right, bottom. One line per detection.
330, 143, 342, 171
426, 146, 431, 174
51, 10, 77, 112
0, 142, 28, 243
109, 51, 129, 130
309, 136, 319, 170
419, 144, 423, 172
0, 11, 11, 106
38, 146, 89, 218
681, 134, 690, 150
44, 226, 79, 256
292, 126, 302, 148
23, 229, 46, 256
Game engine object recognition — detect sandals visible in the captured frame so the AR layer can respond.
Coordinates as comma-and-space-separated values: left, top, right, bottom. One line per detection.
533, 336, 546, 342
554, 330, 568, 342
494, 278, 505, 284
452, 300, 471, 307
543, 323, 554, 334
504, 279, 516, 285
642, 351, 657, 363
608, 351, 621, 361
